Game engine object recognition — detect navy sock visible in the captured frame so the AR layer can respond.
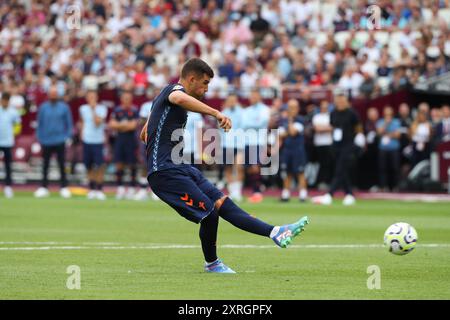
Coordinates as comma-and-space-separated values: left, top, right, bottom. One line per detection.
199, 210, 219, 263
218, 198, 273, 237
89, 181, 96, 190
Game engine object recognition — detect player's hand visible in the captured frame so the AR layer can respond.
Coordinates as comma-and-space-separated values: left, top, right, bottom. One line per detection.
215, 112, 232, 132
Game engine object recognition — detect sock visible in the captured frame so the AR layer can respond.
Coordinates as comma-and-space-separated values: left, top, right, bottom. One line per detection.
97, 183, 103, 191
89, 181, 96, 190
199, 210, 219, 264
218, 197, 273, 237
299, 189, 307, 199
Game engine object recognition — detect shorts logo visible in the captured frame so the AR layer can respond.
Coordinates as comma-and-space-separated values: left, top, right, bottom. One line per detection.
180, 193, 207, 210
180, 193, 193, 206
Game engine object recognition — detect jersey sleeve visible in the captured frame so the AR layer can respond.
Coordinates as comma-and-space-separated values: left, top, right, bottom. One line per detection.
166, 84, 186, 105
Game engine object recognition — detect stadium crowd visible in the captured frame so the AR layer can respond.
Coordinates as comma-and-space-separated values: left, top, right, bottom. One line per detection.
1, 0, 450, 201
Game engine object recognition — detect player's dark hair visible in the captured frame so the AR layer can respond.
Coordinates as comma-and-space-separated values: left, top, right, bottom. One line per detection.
181, 58, 214, 79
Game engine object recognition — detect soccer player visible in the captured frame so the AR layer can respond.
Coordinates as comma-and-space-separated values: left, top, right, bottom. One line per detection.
241, 89, 271, 203
140, 58, 309, 274
0, 92, 21, 198
279, 99, 308, 202
220, 93, 244, 202
79, 90, 107, 200
34, 86, 73, 199
109, 90, 140, 200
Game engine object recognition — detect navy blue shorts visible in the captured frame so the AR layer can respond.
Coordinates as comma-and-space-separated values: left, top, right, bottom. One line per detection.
280, 149, 307, 174
114, 139, 137, 164
83, 143, 104, 169
147, 165, 224, 224
244, 145, 266, 167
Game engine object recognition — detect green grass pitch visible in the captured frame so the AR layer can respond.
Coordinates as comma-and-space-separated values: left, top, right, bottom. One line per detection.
1, 193, 449, 299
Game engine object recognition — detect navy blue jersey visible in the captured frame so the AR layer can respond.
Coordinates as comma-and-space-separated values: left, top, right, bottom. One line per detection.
146, 83, 188, 175
279, 116, 305, 151
111, 106, 139, 142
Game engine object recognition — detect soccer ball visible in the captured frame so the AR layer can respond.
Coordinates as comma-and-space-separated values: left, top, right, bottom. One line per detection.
384, 222, 418, 255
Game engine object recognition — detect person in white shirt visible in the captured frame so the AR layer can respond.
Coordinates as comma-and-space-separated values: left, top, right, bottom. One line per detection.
134, 89, 161, 201
79, 90, 108, 200
220, 93, 245, 202
241, 89, 270, 203
183, 111, 204, 170
410, 110, 432, 167
312, 100, 333, 188
0, 92, 21, 198
338, 66, 364, 98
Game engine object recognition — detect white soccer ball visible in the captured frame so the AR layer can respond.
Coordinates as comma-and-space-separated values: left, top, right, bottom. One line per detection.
384, 222, 418, 255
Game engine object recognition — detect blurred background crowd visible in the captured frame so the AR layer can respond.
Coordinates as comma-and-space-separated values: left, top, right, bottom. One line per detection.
1, 0, 450, 199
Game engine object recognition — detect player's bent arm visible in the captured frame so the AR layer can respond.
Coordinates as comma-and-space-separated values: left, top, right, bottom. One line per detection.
168, 90, 219, 118
169, 90, 231, 131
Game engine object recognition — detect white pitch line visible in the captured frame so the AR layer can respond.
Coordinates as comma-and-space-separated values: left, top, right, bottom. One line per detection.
0, 243, 449, 251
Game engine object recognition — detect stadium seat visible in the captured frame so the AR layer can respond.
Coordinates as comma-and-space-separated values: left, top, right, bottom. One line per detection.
373, 31, 389, 46
438, 8, 450, 22
320, 2, 337, 24
315, 31, 329, 47
422, 8, 433, 22
355, 31, 369, 46
334, 31, 351, 49
377, 77, 391, 93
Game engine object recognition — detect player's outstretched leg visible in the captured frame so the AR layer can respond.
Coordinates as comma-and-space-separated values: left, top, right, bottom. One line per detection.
216, 197, 310, 249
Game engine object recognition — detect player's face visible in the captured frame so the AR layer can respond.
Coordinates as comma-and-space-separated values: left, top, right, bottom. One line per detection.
189, 73, 210, 99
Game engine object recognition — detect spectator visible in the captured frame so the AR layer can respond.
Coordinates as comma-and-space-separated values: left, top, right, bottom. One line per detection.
360, 107, 380, 190
34, 86, 73, 199
108, 90, 139, 200
241, 89, 270, 203
79, 90, 107, 201
436, 104, 450, 142
376, 106, 402, 191
135, 88, 161, 201
0, 92, 21, 198
279, 99, 308, 202
312, 100, 333, 189
220, 93, 245, 202
313, 93, 362, 206
410, 109, 432, 167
